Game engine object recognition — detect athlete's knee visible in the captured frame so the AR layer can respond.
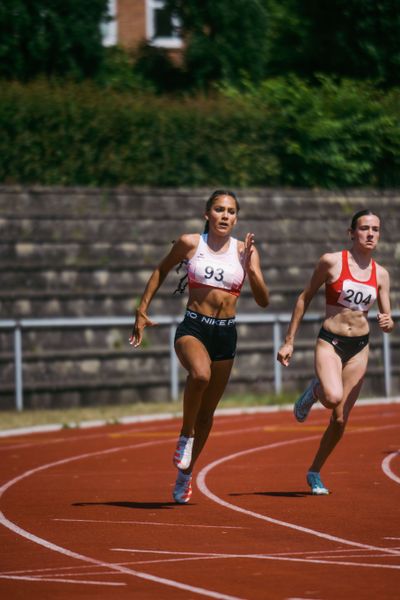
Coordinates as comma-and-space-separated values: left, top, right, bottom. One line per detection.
321, 389, 342, 409
188, 367, 211, 389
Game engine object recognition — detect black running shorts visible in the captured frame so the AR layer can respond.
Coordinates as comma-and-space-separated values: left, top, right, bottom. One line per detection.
174, 309, 237, 361
318, 327, 369, 363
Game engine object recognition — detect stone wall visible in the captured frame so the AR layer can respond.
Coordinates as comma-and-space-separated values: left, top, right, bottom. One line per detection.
1, 186, 399, 408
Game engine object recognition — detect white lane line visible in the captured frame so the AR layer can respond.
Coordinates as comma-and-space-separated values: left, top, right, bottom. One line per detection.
0, 439, 243, 600
309, 554, 400, 559
0, 413, 180, 440
197, 428, 400, 559
0, 575, 125, 586
0, 420, 180, 451
53, 518, 245, 529
1, 418, 399, 596
287, 597, 323, 600
250, 556, 400, 570
63, 555, 400, 571
1, 398, 399, 453
0, 557, 201, 577
4, 555, 400, 583
112, 548, 233, 556
1, 396, 399, 439
250, 547, 400, 559
382, 450, 400, 485
111, 549, 400, 570
0, 565, 116, 577
5, 542, 397, 580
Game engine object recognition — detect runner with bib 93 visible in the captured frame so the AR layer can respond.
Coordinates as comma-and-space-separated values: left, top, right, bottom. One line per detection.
277, 210, 394, 495
130, 190, 269, 504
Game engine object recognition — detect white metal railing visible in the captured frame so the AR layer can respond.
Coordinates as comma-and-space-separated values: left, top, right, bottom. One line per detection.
0, 311, 398, 411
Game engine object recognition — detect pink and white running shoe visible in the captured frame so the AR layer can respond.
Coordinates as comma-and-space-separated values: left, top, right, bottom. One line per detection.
173, 435, 194, 470
173, 470, 192, 504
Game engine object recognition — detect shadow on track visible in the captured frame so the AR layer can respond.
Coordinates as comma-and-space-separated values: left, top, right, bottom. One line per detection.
72, 500, 185, 509
229, 491, 311, 498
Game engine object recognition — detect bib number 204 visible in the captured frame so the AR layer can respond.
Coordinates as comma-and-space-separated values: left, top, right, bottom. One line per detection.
344, 288, 372, 306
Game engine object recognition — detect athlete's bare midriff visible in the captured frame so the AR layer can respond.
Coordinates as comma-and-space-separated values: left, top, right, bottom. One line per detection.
323, 304, 370, 337
187, 287, 239, 319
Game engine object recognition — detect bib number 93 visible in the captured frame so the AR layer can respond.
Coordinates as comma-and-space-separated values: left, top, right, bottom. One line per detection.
204, 266, 224, 282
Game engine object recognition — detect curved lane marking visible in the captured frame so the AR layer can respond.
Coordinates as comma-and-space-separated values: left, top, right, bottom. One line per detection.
0, 574, 125, 585
0, 439, 243, 600
197, 428, 400, 559
110, 547, 400, 570
382, 451, 400, 485
1, 418, 399, 594
0, 420, 181, 452
53, 518, 245, 529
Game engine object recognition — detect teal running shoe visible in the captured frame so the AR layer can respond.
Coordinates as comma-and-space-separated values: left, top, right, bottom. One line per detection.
307, 471, 329, 495
294, 377, 319, 422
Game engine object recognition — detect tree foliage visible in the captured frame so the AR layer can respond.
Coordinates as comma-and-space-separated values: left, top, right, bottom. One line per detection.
0, 0, 109, 80
263, 0, 400, 85
307, 0, 400, 85
166, 0, 269, 88
166, 0, 400, 88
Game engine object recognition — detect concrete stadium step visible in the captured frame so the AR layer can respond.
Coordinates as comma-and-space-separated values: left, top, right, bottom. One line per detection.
0, 242, 161, 266
0, 287, 315, 319
1, 265, 320, 290
3, 237, 397, 266
0, 217, 363, 244
2, 186, 399, 217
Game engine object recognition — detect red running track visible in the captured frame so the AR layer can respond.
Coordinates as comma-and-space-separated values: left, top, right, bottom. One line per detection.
0, 401, 399, 599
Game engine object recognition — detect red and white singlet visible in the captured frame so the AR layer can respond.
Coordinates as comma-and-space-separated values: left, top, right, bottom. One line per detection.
187, 234, 245, 297
325, 250, 377, 313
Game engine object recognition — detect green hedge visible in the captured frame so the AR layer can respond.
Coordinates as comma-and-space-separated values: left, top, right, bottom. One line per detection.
1, 77, 399, 187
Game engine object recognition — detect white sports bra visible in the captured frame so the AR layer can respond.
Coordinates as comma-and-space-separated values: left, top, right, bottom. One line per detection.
187, 234, 245, 297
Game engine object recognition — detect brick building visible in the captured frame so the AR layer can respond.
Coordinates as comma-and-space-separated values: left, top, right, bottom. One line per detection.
102, 0, 183, 51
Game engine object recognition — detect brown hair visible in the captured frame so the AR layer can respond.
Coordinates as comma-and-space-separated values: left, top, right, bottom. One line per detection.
350, 209, 379, 230
203, 189, 240, 233
174, 189, 240, 294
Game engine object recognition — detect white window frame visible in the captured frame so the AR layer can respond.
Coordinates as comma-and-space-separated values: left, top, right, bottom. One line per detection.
146, 0, 183, 49
101, 0, 118, 47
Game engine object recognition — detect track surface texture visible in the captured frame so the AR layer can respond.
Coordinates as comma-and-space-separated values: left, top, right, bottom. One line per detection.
1, 402, 399, 599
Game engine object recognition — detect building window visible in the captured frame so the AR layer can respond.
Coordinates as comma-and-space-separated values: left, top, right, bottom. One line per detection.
101, 0, 118, 47
146, 0, 182, 49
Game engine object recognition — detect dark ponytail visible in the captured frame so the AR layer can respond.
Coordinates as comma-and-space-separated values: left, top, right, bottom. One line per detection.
173, 259, 189, 295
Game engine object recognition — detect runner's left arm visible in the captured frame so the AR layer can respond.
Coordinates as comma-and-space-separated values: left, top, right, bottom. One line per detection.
377, 265, 394, 333
243, 233, 269, 307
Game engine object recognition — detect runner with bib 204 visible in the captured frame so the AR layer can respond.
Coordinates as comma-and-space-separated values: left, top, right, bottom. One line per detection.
277, 210, 394, 495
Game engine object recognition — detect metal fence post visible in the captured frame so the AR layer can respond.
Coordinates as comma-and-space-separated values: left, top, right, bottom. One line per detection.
14, 325, 23, 411
382, 331, 392, 398
273, 319, 282, 395
169, 323, 179, 401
